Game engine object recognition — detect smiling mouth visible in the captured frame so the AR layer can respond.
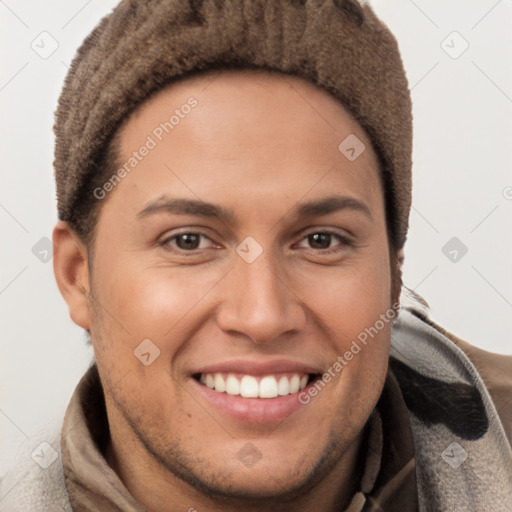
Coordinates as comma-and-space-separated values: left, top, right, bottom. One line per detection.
193, 372, 321, 399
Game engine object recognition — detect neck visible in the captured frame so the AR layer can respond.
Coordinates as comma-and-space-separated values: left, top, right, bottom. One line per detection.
105, 418, 368, 512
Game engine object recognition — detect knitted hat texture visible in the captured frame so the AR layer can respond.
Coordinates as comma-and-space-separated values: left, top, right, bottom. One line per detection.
53, 0, 413, 248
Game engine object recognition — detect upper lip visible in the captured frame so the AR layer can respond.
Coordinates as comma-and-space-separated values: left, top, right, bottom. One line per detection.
191, 359, 323, 377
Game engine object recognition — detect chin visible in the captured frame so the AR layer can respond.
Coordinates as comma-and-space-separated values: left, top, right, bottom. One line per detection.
186, 463, 315, 502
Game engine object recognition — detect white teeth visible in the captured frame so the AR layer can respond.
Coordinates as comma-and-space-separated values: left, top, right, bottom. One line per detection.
259, 376, 278, 398
214, 373, 226, 392
277, 376, 290, 396
198, 372, 310, 398
225, 374, 240, 395
240, 375, 259, 398
205, 374, 215, 389
289, 375, 300, 394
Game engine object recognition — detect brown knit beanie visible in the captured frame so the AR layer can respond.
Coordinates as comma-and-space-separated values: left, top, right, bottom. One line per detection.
53, 0, 413, 249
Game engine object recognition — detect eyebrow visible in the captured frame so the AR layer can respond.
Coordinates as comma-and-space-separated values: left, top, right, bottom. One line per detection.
295, 195, 372, 220
137, 195, 372, 223
137, 196, 237, 224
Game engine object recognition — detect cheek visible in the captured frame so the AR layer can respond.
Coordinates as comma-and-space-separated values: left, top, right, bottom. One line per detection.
298, 251, 391, 343
92, 256, 222, 342
295, 250, 392, 394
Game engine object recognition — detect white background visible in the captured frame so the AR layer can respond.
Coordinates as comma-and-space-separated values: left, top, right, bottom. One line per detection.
1, 0, 511, 481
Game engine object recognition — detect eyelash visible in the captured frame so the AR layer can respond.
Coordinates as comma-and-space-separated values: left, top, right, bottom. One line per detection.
160, 229, 353, 255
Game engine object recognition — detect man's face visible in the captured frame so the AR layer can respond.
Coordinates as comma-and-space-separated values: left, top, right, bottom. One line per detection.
85, 70, 394, 499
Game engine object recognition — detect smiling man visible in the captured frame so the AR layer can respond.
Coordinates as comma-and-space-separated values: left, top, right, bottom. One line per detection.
2, 1, 511, 511
59, 68, 398, 511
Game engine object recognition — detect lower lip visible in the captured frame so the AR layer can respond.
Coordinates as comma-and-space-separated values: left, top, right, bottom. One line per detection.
191, 378, 313, 424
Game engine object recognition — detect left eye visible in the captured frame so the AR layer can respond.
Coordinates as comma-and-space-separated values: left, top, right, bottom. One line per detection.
297, 232, 347, 250
163, 233, 213, 251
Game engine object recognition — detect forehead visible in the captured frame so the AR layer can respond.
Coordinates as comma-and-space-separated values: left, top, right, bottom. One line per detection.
111, 69, 383, 217
120, 68, 376, 152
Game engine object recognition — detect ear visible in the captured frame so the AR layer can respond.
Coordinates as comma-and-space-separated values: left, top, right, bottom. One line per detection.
52, 220, 91, 330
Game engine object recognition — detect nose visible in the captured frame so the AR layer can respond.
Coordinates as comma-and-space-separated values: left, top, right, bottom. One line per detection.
216, 250, 306, 345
